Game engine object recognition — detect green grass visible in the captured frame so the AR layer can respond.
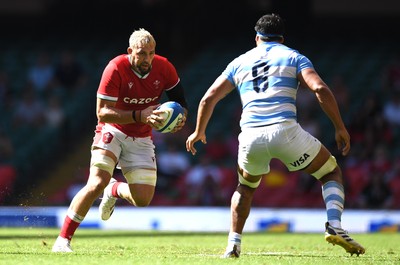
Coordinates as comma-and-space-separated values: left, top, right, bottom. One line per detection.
0, 228, 399, 265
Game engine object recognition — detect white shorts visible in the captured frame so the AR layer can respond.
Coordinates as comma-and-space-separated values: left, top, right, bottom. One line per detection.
93, 124, 156, 172
238, 121, 321, 176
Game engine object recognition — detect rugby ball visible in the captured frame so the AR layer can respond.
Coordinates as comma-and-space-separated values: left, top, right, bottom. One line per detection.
155, 101, 185, 133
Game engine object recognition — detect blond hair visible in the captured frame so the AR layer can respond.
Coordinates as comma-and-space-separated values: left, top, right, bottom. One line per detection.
129, 28, 156, 48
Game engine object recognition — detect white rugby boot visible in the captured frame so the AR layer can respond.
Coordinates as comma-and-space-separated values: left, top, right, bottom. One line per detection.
99, 178, 118, 221
222, 244, 241, 258
52, 236, 73, 253
325, 222, 365, 256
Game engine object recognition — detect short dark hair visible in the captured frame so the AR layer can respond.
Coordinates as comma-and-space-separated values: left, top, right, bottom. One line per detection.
254, 13, 285, 41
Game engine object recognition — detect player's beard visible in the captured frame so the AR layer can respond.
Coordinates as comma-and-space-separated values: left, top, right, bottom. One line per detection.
136, 62, 152, 76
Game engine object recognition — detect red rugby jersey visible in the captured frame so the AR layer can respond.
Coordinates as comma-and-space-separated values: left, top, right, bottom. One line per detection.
96, 54, 179, 137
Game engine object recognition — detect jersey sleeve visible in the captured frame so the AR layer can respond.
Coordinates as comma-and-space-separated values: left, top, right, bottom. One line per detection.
221, 58, 239, 86
97, 61, 121, 101
296, 54, 314, 74
163, 60, 180, 91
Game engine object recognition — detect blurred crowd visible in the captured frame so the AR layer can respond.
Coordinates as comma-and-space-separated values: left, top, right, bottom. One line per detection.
0, 49, 89, 204
1, 46, 400, 210
7, 51, 87, 130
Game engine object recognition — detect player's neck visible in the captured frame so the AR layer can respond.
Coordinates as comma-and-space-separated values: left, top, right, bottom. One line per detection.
130, 67, 150, 79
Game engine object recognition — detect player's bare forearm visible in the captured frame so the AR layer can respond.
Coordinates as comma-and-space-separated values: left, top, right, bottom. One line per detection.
316, 88, 346, 131
98, 105, 158, 125
194, 99, 213, 134
316, 89, 350, 155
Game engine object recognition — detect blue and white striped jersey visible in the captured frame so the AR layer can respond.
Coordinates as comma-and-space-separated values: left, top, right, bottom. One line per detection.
222, 42, 314, 128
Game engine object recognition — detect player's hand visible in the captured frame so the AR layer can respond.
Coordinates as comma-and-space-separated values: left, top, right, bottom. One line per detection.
141, 105, 161, 128
147, 108, 167, 129
186, 131, 206, 155
170, 114, 186, 133
335, 128, 350, 156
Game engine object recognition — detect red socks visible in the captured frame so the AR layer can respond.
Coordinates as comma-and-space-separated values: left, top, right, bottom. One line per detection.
111, 182, 122, 198
59, 215, 81, 240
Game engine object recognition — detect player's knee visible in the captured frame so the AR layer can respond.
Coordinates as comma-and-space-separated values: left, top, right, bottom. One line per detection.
90, 153, 115, 176
319, 167, 342, 184
238, 171, 261, 188
134, 199, 151, 207
311, 155, 338, 180
123, 168, 156, 206
129, 189, 154, 207
123, 168, 157, 185
83, 178, 108, 198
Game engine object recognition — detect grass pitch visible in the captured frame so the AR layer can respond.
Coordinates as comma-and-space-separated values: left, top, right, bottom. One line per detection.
0, 228, 399, 265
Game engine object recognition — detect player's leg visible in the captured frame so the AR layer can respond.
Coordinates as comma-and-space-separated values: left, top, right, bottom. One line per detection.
223, 127, 269, 258
99, 173, 155, 219
278, 123, 364, 256
302, 145, 365, 256
53, 148, 116, 252
99, 136, 157, 220
110, 168, 156, 206
302, 145, 344, 227
223, 166, 264, 258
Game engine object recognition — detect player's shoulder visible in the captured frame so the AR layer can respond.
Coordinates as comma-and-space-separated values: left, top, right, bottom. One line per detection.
104, 55, 131, 73
152, 54, 176, 70
282, 44, 305, 57
153, 54, 171, 64
109, 54, 129, 64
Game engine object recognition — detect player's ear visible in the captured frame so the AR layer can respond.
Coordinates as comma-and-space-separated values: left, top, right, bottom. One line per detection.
255, 35, 263, 46
127, 47, 133, 54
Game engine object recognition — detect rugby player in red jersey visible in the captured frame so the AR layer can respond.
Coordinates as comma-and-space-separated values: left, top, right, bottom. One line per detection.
52, 28, 188, 252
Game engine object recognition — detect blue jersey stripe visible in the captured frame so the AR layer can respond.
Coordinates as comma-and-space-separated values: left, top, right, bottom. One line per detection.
241, 111, 297, 127
243, 96, 296, 107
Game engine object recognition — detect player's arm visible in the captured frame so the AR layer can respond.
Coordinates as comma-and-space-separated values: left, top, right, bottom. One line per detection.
96, 98, 157, 125
186, 75, 235, 155
165, 82, 188, 132
298, 68, 350, 155
195, 76, 234, 134
165, 82, 188, 115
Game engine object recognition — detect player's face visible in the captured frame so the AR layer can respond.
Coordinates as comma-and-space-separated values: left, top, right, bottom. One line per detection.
129, 43, 155, 75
